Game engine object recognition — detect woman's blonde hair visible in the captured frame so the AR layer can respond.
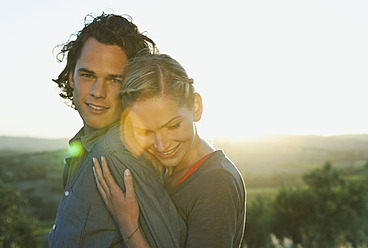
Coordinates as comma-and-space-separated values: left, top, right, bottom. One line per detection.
120, 54, 195, 109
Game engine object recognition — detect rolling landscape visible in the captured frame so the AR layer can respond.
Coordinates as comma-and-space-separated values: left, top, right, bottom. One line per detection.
1, 134, 368, 247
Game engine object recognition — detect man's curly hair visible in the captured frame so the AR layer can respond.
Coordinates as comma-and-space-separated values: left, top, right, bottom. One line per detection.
53, 13, 158, 106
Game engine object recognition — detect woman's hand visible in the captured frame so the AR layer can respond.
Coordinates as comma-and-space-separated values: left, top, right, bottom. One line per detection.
92, 156, 140, 236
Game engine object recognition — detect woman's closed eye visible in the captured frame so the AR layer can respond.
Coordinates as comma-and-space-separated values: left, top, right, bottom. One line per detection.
168, 123, 181, 130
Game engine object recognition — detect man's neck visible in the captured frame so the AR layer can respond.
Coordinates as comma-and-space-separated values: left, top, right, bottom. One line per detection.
83, 124, 95, 135
83, 122, 115, 135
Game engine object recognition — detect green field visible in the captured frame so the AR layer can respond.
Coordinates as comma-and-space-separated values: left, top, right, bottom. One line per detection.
37, 220, 54, 248
2, 135, 368, 247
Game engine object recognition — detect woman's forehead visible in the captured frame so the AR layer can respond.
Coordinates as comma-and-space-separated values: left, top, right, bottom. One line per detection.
128, 97, 192, 128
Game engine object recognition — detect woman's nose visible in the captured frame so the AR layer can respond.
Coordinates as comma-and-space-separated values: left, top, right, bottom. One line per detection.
153, 133, 171, 152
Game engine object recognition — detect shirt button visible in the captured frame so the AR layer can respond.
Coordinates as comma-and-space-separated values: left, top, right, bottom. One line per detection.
64, 191, 69, 197
52, 224, 56, 230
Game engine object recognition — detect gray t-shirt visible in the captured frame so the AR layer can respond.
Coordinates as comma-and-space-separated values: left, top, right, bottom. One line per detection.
167, 150, 246, 248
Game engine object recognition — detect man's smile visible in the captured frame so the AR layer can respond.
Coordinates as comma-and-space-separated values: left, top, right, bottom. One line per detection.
86, 103, 109, 111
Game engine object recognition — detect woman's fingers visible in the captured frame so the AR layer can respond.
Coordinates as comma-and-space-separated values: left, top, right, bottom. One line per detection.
93, 157, 136, 207
101, 156, 121, 194
93, 156, 125, 199
92, 159, 140, 230
93, 159, 107, 201
100, 156, 117, 190
124, 169, 135, 199
93, 157, 109, 195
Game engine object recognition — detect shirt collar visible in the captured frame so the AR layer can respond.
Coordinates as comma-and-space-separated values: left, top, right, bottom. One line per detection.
69, 121, 120, 153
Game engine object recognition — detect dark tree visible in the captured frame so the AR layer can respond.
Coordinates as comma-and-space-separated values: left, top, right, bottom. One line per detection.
271, 163, 368, 247
0, 181, 40, 248
243, 196, 273, 248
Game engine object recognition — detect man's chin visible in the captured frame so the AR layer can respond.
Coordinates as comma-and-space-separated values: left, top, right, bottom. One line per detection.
84, 121, 112, 130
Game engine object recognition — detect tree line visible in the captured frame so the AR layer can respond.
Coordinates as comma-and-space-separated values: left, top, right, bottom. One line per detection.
243, 162, 368, 247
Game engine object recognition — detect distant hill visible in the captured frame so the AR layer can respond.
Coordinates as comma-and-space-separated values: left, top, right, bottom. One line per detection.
0, 136, 69, 154
2, 134, 368, 175
212, 134, 368, 177
213, 134, 368, 151
252, 134, 368, 151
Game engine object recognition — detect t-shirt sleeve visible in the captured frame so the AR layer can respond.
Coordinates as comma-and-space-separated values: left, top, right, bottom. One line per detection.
106, 150, 187, 248
185, 169, 245, 248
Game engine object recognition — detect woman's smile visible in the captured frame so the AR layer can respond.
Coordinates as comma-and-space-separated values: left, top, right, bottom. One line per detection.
152, 143, 181, 159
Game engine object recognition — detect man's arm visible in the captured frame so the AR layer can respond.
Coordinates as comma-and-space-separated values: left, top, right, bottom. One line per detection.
93, 157, 150, 247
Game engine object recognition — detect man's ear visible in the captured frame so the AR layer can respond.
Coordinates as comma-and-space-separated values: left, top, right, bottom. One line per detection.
69, 71, 74, 89
193, 93, 203, 122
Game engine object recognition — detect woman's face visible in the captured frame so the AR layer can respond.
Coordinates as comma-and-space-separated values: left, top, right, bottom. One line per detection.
128, 95, 202, 168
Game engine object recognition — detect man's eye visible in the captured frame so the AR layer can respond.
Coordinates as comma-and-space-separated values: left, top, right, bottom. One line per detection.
111, 78, 123, 85
80, 73, 94, 79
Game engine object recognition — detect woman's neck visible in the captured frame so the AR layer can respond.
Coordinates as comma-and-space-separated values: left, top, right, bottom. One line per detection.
165, 134, 215, 189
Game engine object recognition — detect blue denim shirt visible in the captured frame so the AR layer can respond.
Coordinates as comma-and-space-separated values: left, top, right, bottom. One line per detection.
49, 122, 186, 247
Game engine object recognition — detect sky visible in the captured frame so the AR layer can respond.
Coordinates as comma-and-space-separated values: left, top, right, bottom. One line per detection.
1, 0, 368, 139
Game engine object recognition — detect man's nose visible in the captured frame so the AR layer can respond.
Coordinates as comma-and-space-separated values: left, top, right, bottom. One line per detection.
154, 133, 171, 152
90, 79, 106, 99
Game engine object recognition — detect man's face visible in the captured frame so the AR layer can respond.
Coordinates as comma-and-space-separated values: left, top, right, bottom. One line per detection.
70, 38, 128, 129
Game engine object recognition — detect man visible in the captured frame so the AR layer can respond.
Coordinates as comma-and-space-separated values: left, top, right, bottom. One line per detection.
48, 13, 186, 248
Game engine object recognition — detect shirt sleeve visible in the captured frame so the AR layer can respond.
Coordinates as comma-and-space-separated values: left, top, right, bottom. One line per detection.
106, 150, 187, 248
185, 169, 245, 248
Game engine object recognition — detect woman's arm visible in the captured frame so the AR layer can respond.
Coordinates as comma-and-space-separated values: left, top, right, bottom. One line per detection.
184, 169, 245, 248
93, 156, 151, 248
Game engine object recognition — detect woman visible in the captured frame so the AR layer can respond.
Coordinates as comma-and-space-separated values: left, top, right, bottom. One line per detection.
93, 54, 246, 247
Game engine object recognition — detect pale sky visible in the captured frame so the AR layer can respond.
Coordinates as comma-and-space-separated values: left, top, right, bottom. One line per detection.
1, 0, 368, 139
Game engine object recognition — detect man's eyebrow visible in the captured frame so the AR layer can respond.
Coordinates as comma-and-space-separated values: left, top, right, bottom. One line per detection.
77, 68, 95, 75
76, 69, 122, 79
106, 74, 123, 80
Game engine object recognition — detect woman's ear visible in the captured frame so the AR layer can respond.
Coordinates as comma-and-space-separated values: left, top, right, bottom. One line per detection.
193, 93, 203, 122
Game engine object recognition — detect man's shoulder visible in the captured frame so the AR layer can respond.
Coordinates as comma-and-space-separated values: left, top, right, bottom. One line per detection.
94, 124, 149, 161
95, 124, 127, 153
